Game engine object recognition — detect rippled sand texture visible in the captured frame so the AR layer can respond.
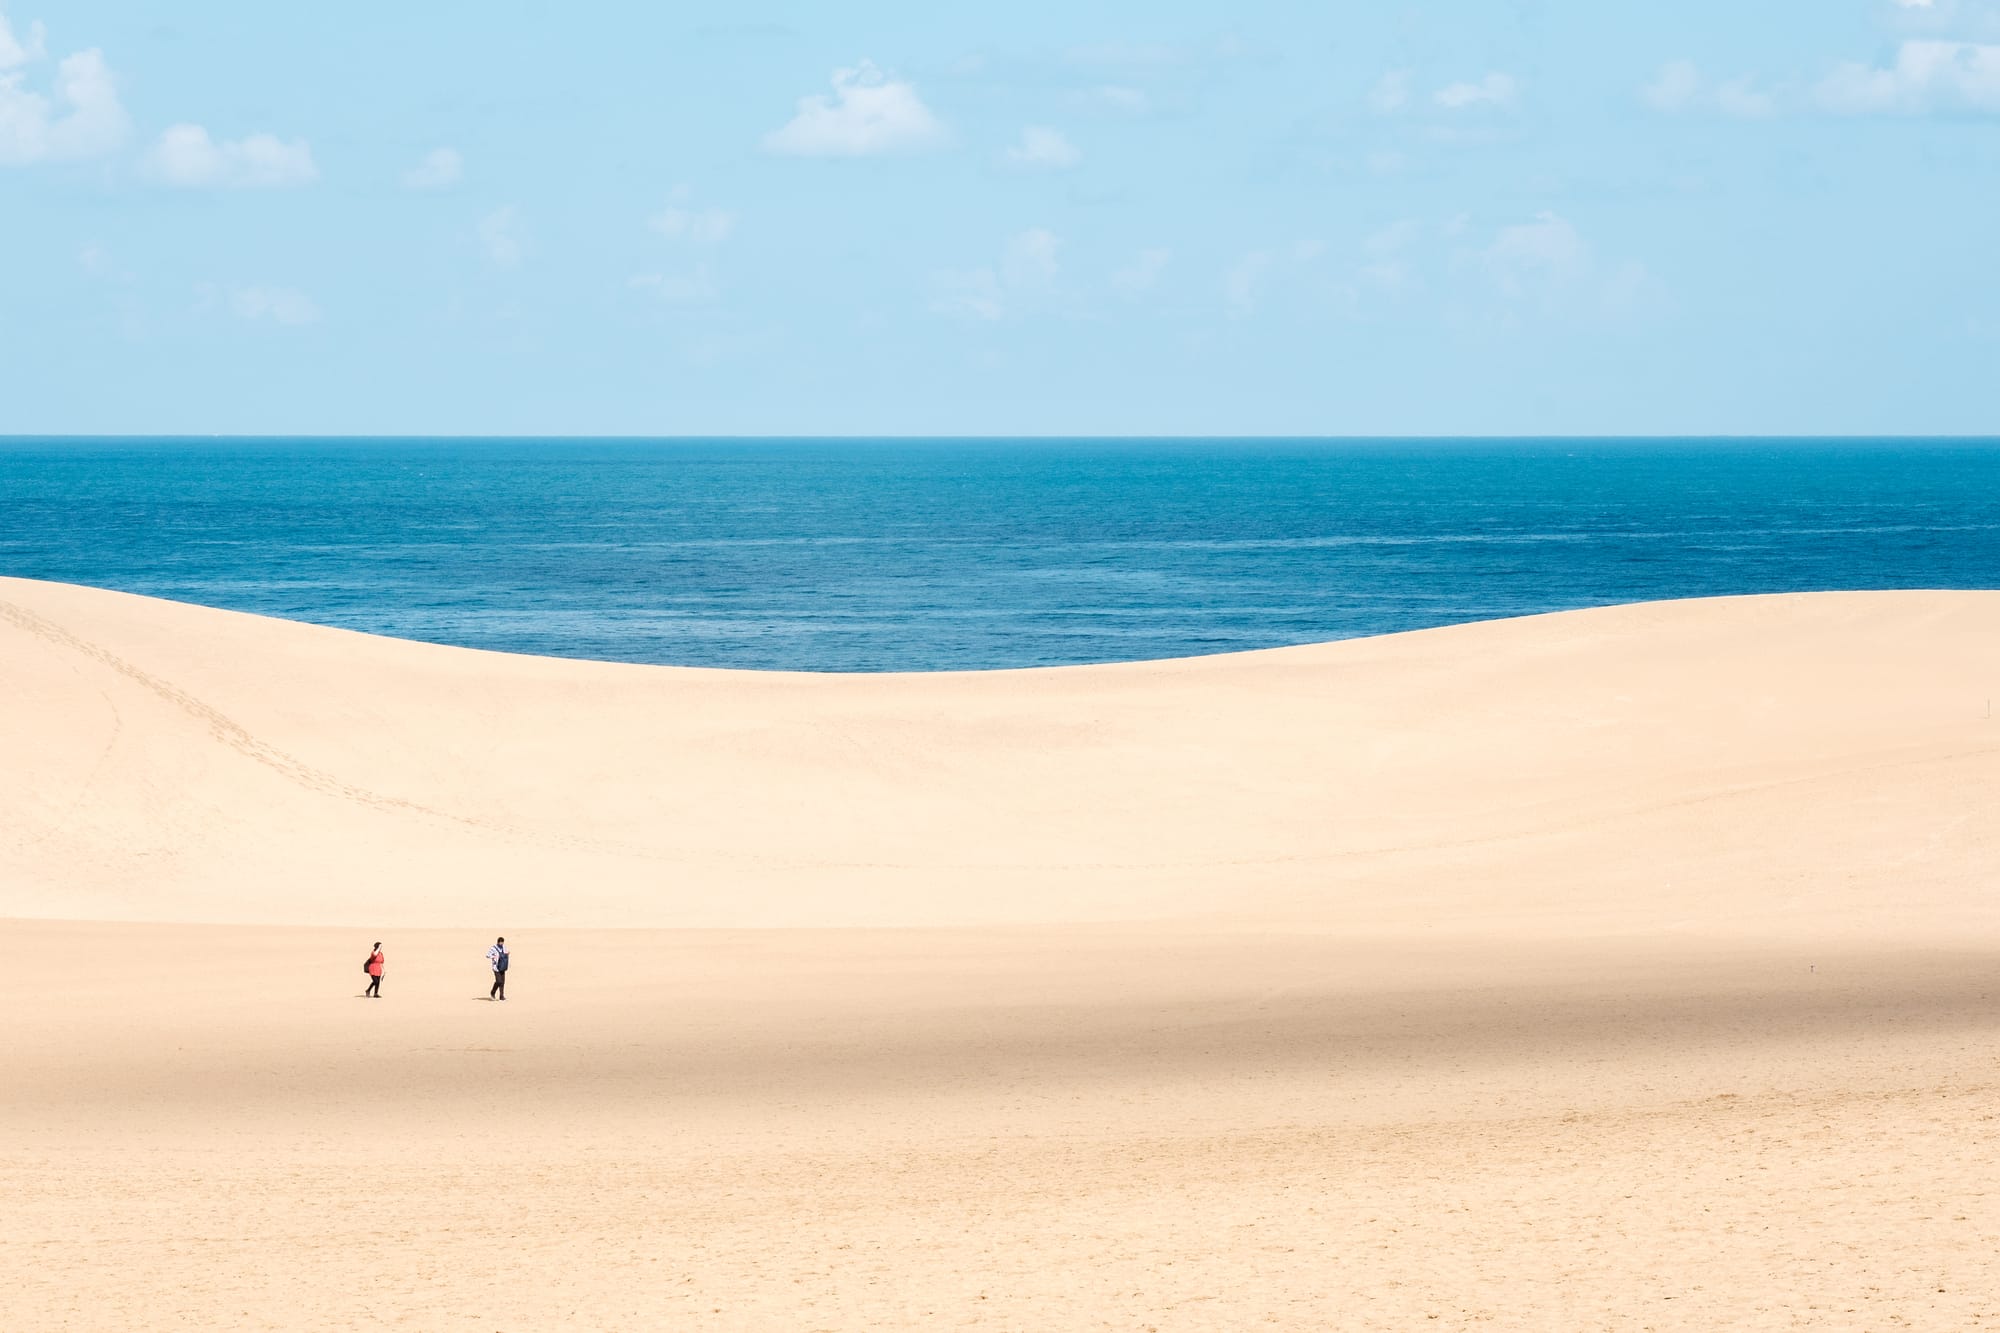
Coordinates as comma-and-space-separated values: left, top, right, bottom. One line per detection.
4, 578, 1998, 1330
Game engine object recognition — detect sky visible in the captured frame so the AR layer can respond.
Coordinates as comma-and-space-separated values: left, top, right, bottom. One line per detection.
2, 0, 1997, 436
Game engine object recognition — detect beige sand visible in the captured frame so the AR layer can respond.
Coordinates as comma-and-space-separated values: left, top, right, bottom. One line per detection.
4, 578, 1998, 1330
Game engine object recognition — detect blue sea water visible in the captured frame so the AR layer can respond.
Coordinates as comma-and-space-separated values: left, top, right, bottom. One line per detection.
2, 437, 1996, 672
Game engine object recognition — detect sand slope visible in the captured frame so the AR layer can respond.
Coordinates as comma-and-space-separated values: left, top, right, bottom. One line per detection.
4, 576, 1997, 936
6, 578, 2000, 1330
8, 922, 2000, 1331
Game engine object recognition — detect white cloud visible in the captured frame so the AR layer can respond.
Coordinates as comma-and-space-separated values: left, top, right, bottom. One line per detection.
1003, 124, 1080, 169
0, 34, 129, 166
933, 227, 1059, 320
145, 123, 316, 187
1818, 39, 2000, 112
478, 206, 524, 266
763, 59, 946, 156
0, 13, 46, 68
1651, 40, 2000, 120
227, 284, 320, 326
1893, 0, 1936, 8
402, 146, 461, 189
649, 203, 735, 244
1112, 246, 1170, 295
1435, 72, 1518, 110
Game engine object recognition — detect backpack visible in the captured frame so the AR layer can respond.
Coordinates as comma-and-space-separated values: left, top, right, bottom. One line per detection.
495, 950, 509, 972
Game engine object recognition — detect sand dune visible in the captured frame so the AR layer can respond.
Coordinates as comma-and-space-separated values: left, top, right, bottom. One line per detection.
6, 577, 1999, 1330
5, 576, 1997, 935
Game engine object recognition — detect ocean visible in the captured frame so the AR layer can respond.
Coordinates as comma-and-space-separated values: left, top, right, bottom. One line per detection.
3, 437, 1996, 672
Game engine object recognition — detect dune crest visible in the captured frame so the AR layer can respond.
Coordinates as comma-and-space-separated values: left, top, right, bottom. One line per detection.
4, 576, 1995, 937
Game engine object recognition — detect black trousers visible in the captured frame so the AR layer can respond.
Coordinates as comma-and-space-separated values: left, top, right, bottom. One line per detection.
490, 969, 507, 999
365, 974, 381, 997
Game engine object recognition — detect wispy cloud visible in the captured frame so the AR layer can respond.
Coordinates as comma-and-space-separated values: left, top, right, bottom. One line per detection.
1434, 72, 1518, 110
933, 228, 1060, 320
1646, 38, 2000, 118
634, 191, 733, 304
1003, 125, 1080, 170
402, 147, 462, 190
763, 60, 946, 156
227, 284, 321, 326
1086, 84, 1149, 113
1059, 34, 1262, 84
1644, 60, 1778, 116
1112, 246, 1170, 296
629, 267, 719, 306
1365, 68, 1518, 127
1063, 40, 1192, 71
1715, 77, 1777, 117
145, 124, 316, 187
478, 206, 524, 267
648, 202, 735, 244
0, 12, 46, 68
1223, 240, 1325, 317
1484, 212, 1587, 294
197, 282, 320, 326
1223, 250, 1272, 316
1366, 70, 1410, 114
1355, 220, 1423, 298
1642, 60, 1703, 112
1003, 228, 1060, 284
1464, 211, 1664, 323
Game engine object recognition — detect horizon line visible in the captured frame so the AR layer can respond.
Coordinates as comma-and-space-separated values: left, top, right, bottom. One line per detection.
7, 433, 2000, 444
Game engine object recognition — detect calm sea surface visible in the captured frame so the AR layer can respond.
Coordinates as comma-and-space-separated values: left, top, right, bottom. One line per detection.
3, 438, 1996, 672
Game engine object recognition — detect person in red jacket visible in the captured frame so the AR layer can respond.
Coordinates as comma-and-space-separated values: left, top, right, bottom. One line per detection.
364, 942, 385, 998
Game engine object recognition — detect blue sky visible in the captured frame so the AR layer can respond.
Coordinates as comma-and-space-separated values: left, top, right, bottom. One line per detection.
3, 1, 1997, 435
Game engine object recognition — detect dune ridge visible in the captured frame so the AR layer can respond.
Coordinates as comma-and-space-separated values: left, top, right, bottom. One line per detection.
4, 575, 1997, 936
